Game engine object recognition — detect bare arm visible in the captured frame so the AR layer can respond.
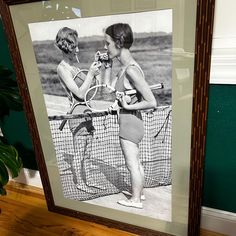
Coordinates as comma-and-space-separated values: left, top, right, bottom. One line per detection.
119, 66, 157, 110
57, 62, 100, 100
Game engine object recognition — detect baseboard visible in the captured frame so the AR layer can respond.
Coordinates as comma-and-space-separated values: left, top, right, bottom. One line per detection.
12, 169, 236, 235
201, 207, 236, 236
12, 168, 42, 188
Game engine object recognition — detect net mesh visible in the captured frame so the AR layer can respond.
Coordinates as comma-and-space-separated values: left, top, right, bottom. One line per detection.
48, 106, 172, 201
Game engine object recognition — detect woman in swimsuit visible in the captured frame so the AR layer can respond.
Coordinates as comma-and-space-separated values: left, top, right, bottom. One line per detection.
55, 27, 101, 193
103, 23, 157, 208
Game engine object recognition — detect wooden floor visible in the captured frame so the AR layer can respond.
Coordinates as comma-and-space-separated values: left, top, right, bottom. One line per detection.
0, 182, 225, 236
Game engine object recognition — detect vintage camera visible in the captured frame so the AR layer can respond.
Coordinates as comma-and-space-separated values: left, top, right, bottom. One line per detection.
95, 51, 109, 63
94, 51, 112, 68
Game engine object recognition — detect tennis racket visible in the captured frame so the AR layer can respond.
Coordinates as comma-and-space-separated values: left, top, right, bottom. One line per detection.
84, 83, 164, 113
59, 69, 99, 131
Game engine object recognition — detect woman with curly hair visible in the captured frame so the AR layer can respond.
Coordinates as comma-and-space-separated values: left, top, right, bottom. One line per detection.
55, 27, 101, 194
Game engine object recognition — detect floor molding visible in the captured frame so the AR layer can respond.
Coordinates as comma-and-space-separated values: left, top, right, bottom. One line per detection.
201, 207, 236, 236
12, 168, 42, 188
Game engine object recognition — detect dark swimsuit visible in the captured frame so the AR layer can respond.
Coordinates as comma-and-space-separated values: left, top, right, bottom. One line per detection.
115, 64, 144, 144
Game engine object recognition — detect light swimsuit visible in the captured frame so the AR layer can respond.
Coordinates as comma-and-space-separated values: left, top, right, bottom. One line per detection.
57, 61, 94, 136
115, 64, 144, 144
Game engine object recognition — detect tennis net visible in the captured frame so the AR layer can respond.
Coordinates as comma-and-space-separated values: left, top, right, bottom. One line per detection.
48, 105, 172, 201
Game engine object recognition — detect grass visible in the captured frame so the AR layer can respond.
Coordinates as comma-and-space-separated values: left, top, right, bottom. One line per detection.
33, 34, 172, 105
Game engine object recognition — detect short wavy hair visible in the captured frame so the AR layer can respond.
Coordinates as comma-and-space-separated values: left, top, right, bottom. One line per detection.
105, 23, 133, 49
55, 27, 78, 54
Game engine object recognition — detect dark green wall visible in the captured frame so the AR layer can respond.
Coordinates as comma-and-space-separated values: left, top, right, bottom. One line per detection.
203, 84, 236, 212
0, 20, 37, 169
0, 19, 235, 212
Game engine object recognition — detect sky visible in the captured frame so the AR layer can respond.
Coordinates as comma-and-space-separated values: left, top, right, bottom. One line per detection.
28, 9, 172, 41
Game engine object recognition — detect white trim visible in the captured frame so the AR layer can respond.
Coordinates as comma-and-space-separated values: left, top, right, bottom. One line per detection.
210, 46, 236, 85
201, 207, 236, 236
212, 37, 236, 49
12, 168, 43, 188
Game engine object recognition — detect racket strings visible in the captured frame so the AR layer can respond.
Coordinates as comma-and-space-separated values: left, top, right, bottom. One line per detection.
59, 69, 99, 131
85, 86, 117, 112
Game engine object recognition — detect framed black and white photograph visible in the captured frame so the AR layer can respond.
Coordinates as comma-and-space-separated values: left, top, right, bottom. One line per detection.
0, 0, 215, 235
28, 8, 172, 220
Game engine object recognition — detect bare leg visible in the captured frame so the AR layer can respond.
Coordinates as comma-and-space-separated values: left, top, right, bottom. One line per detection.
73, 134, 98, 193
120, 138, 144, 203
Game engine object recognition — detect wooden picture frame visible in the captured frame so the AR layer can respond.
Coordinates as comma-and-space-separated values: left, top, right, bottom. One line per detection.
0, 0, 215, 235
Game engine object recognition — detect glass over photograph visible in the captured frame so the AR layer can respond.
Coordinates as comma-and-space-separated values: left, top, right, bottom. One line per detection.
28, 9, 172, 222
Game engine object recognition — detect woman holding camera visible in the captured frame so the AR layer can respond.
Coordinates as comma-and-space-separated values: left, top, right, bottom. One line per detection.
55, 27, 101, 194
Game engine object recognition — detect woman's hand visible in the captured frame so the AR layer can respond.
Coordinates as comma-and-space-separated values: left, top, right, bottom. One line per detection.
117, 93, 131, 110
88, 61, 101, 77
103, 57, 113, 69
94, 51, 112, 69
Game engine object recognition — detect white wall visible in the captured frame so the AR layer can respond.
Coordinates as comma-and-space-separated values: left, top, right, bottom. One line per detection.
213, 0, 236, 43
210, 0, 236, 84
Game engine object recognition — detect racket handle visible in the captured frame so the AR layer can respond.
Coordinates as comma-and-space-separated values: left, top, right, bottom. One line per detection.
150, 83, 164, 90
59, 103, 77, 131
125, 83, 164, 95
59, 119, 67, 131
